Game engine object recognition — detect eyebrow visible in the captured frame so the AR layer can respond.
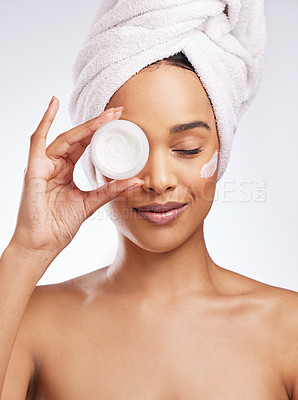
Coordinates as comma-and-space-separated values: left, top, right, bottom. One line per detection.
169, 121, 211, 135
135, 120, 211, 136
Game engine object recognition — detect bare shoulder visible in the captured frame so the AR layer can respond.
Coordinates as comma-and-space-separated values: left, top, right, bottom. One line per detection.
2, 268, 107, 398
264, 288, 298, 400
216, 263, 298, 304
218, 265, 298, 396
216, 264, 298, 337
30, 267, 107, 312
21, 267, 107, 353
22, 270, 106, 334
260, 283, 298, 399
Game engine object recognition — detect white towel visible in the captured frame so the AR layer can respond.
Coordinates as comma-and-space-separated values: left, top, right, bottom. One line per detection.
69, 0, 266, 190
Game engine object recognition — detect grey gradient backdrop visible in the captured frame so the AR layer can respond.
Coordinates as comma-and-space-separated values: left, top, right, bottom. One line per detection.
0, 1, 297, 289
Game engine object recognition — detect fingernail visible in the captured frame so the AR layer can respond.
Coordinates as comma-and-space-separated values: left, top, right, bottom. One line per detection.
114, 106, 124, 112
131, 178, 144, 185
104, 107, 115, 113
115, 107, 124, 117
105, 110, 115, 117
97, 109, 114, 118
126, 179, 144, 191
48, 95, 55, 108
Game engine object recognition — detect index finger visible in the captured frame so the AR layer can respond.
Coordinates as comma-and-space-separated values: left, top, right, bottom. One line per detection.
27, 96, 59, 167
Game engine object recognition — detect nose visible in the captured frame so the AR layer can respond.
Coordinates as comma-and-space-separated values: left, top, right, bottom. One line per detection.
138, 147, 178, 195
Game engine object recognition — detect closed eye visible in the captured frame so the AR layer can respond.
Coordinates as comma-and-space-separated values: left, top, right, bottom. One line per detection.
174, 148, 204, 156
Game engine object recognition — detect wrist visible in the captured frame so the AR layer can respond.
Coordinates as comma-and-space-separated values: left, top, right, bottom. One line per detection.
2, 240, 57, 282
8, 234, 60, 259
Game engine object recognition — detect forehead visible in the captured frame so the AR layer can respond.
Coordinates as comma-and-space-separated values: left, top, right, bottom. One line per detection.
108, 65, 213, 117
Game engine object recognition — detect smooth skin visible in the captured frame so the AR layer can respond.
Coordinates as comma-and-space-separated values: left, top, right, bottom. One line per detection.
1, 65, 298, 400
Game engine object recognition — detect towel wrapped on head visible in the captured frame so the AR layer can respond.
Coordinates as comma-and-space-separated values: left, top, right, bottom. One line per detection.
69, 0, 267, 189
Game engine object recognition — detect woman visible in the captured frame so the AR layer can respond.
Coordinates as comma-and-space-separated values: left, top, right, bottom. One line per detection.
1, 4, 298, 400
1, 50, 297, 400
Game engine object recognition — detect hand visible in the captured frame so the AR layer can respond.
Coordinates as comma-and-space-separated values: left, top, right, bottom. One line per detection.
10, 97, 144, 257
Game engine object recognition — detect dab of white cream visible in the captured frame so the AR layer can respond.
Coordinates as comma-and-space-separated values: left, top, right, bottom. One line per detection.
200, 150, 218, 179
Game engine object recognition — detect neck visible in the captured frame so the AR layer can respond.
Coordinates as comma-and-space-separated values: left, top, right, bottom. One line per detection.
105, 223, 219, 306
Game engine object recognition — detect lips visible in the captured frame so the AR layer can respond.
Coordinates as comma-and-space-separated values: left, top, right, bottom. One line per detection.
134, 202, 187, 213
133, 202, 188, 225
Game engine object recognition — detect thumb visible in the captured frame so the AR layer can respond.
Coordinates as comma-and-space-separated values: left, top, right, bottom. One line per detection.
83, 178, 144, 218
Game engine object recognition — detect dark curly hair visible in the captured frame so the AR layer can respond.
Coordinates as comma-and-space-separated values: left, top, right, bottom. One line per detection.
147, 51, 196, 73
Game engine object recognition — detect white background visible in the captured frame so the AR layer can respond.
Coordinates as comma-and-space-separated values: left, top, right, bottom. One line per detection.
0, 1, 297, 290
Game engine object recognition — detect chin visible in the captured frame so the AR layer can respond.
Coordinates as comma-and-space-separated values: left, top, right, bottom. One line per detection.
127, 236, 186, 253
117, 223, 196, 253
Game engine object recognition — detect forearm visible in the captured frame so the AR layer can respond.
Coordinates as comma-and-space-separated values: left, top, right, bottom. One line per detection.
0, 243, 53, 395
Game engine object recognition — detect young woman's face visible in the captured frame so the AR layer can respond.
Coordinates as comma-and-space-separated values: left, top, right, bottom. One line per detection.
100, 65, 219, 252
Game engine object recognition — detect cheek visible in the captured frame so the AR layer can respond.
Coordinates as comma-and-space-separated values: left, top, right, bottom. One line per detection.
104, 199, 131, 228
104, 187, 141, 223
179, 151, 218, 203
200, 150, 218, 179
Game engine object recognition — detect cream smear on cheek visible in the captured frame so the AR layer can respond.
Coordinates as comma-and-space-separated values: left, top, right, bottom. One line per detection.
200, 150, 218, 179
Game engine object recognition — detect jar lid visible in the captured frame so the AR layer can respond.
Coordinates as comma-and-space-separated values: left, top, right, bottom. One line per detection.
90, 119, 149, 180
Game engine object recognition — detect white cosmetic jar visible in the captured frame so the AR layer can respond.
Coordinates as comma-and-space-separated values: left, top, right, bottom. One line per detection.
90, 119, 150, 180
